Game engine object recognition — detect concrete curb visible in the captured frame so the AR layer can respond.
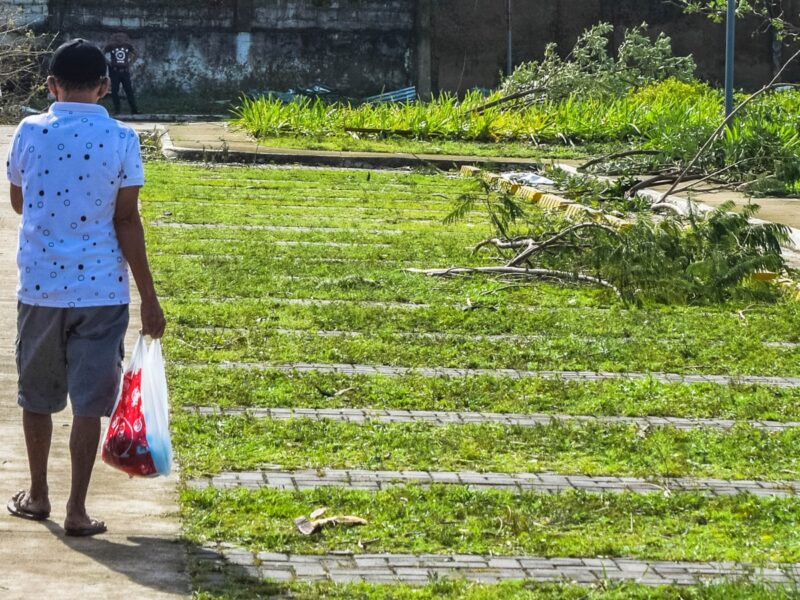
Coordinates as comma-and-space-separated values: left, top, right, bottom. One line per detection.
158, 127, 541, 171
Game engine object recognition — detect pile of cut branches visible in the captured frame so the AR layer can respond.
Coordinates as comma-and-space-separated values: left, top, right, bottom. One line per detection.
411, 187, 789, 306
0, 10, 51, 123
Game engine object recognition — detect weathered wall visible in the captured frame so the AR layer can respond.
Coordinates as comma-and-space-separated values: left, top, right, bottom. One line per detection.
43, 0, 416, 96
3, 0, 48, 26
4, 0, 797, 96
431, 0, 800, 92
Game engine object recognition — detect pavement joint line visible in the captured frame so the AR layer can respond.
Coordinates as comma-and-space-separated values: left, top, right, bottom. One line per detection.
148, 208, 461, 225
154, 254, 413, 266
156, 292, 771, 320
196, 544, 800, 586
182, 405, 800, 432
151, 202, 463, 215
185, 326, 800, 351
177, 361, 800, 388
186, 468, 800, 497
150, 221, 471, 237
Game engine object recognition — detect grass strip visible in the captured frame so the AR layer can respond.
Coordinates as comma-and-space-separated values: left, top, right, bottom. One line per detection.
144, 162, 482, 188
173, 415, 800, 481
193, 577, 797, 600
182, 486, 800, 563
164, 324, 800, 376
168, 367, 800, 422
161, 294, 800, 338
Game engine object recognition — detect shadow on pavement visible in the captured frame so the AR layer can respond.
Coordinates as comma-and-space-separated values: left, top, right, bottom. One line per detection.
43, 521, 189, 596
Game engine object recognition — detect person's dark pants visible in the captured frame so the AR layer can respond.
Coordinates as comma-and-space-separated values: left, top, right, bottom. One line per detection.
110, 68, 138, 114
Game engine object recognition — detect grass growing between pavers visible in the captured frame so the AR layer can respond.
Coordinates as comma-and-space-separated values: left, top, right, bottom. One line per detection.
145, 162, 800, 594
173, 415, 800, 481
182, 487, 800, 563
168, 368, 800, 422
164, 324, 800, 375
163, 296, 800, 340
192, 574, 800, 600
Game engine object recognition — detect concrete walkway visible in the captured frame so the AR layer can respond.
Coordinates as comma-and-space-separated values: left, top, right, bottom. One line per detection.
163, 122, 541, 171
0, 126, 188, 598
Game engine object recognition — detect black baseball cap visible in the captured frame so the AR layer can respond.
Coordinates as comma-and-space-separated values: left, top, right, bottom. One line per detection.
49, 39, 107, 84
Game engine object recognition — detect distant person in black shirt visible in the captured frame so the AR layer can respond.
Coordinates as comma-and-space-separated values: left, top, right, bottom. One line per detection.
103, 33, 139, 115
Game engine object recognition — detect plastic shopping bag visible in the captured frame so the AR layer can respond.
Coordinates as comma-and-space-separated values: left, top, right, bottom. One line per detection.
101, 335, 173, 477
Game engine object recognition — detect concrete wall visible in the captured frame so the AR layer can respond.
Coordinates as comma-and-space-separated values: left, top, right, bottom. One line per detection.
4, 0, 797, 96
3, 0, 48, 27
43, 0, 417, 96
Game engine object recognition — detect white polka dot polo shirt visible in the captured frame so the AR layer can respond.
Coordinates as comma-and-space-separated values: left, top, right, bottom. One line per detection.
5, 102, 144, 308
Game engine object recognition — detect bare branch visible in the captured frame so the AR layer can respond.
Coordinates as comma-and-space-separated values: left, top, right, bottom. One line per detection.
507, 222, 620, 268
578, 149, 663, 172
660, 49, 800, 201
406, 266, 622, 297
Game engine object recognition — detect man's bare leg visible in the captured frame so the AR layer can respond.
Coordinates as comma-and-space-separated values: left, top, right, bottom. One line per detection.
64, 415, 105, 533
15, 410, 53, 516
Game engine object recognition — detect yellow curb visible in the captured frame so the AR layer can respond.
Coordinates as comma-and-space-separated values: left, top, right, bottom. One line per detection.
752, 272, 779, 282
462, 168, 634, 230
517, 186, 544, 202
498, 180, 521, 195
564, 204, 589, 218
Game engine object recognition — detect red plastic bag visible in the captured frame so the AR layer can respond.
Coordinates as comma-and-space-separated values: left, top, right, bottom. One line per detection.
102, 336, 172, 477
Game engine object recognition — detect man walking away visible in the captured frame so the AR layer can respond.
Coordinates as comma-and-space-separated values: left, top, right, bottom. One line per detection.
103, 32, 139, 115
5, 39, 165, 536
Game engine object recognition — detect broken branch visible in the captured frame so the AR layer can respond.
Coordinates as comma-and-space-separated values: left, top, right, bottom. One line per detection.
406, 266, 621, 297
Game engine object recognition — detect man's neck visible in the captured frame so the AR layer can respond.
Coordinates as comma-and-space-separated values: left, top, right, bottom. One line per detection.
56, 94, 100, 104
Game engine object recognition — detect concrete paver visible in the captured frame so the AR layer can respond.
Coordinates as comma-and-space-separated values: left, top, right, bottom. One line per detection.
0, 126, 188, 599
187, 467, 800, 498
198, 544, 800, 587
204, 360, 800, 388
183, 405, 800, 432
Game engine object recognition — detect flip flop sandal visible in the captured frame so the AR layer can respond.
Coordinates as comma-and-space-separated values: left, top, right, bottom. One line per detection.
7, 490, 50, 521
65, 520, 107, 537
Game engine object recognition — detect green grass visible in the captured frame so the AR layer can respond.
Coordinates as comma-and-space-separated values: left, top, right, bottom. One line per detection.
183, 486, 800, 563
174, 415, 800, 481
192, 577, 799, 600
232, 82, 800, 186
168, 367, 800, 422
144, 162, 800, 596
164, 322, 800, 375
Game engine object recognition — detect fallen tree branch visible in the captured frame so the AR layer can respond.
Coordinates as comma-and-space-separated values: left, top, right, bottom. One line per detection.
465, 86, 545, 115
507, 222, 620, 268
660, 48, 800, 201
578, 149, 663, 172
669, 158, 760, 195
405, 266, 621, 297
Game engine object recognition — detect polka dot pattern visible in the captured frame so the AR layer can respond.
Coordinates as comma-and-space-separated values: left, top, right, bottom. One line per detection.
6, 102, 144, 307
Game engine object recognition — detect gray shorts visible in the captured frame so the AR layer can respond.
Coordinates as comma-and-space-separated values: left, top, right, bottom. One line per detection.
16, 303, 129, 418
